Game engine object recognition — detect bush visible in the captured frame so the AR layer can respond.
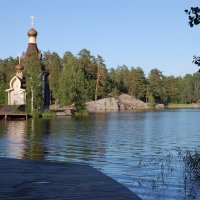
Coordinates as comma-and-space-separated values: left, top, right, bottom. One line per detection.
42, 110, 56, 118
30, 110, 42, 118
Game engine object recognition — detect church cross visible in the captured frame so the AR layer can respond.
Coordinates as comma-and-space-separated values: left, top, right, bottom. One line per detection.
18, 53, 21, 64
30, 15, 35, 28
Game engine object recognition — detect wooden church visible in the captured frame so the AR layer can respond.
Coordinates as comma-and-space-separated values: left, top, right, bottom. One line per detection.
5, 17, 50, 108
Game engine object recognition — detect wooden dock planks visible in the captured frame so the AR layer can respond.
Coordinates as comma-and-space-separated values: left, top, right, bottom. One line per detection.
0, 158, 141, 200
0, 105, 27, 120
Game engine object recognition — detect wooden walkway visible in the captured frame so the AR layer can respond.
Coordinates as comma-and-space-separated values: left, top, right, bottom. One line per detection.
0, 158, 141, 200
0, 105, 27, 120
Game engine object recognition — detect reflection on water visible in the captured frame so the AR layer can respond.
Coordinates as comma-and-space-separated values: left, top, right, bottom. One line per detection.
0, 109, 200, 199
22, 119, 51, 160
5, 121, 26, 158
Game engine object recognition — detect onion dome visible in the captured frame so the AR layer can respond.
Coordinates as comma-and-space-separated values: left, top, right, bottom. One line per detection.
15, 64, 24, 71
27, 28, 37, 37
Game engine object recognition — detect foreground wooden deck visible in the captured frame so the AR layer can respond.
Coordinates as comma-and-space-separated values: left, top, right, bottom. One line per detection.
0, 158, 141, 200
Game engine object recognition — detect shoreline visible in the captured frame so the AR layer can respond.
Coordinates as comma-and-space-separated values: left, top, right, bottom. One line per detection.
166, 103, 200, 109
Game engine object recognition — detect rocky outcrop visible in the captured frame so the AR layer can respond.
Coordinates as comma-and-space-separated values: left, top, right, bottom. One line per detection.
55, 109, 74, 116
118, 94, 149, 110
86, 94, 165, 112
155, 104, 165, 109
55, 105, 75, 116
86, 97, 119, 112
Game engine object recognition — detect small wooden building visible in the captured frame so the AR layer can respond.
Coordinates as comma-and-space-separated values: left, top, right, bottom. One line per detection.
6, 75, 26, 105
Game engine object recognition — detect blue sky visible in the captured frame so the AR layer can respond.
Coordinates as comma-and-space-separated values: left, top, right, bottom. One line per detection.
0, 0, 200, 77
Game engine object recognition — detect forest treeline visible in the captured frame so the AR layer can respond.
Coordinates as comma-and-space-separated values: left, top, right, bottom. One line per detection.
0, 49, 200, 109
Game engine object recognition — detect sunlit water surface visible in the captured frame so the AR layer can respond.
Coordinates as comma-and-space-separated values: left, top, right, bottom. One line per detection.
0, 109, 200, 199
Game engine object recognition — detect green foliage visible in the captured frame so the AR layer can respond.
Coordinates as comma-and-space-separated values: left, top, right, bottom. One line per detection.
0, 72, 6, 106
59, 53, 88, 111
147, 69, 164, 103
42, 110, 56, 118
128, 67, 147, 100
167, 103, 200, 109
23, 53, 43, 113
0, 57, 17, 105
78, 49, 97, 80
95, 55, 112, 100
1, 57, 18, 85
109, 65, 129, 93
148, 93, 156, 108
161, 76, 181, 104
110, 66, 147, 100
30, 110, 42, 118
12, 104, 20, 114
1, 48, 200, 109
43, 51, 61, 102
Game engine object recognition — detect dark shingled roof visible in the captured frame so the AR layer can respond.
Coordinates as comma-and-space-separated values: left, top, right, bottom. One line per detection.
25, 43, 39, 56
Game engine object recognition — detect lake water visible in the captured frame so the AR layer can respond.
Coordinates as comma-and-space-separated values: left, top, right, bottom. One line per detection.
0, 109, 200, 199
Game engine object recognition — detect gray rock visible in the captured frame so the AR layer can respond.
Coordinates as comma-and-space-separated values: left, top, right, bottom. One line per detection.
118, 94, 149, 110
55, 108, 74, 116
86, 94, 165, 112
86, 98, 119, 112
155, 104, 165, 109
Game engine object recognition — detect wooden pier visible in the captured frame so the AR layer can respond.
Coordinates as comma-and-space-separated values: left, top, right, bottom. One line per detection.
0, 158, 141, 200
0, 105, 28, 120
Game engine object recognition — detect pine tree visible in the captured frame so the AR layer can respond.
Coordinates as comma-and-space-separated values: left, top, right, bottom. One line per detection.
147, 68, 164, 103
95, 55, 112, 100
59, 52, 88, 110
128, 67, 147, 100
43, 51, 61, 102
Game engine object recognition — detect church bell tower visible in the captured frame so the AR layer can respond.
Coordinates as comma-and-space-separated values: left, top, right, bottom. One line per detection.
6, 16, 50, 108
23, 16, 41, 64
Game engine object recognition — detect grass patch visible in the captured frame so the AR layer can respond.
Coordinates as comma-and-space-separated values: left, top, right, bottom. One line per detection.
42, 110, 56, 118
167, 103, 200, 109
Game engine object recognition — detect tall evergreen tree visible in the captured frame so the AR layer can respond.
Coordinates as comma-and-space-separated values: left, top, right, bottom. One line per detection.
78, 49, 98, 100
43, 51, 61, 102
162, 76, 180, 104
109, 65, 129, 93
128, 67, 147, 100
59, 53, 87, 110
147, 68, 164, 103
23, 53, 43, 112
182, 74, 195, 103
95, 55, 112, 100
193, 72, 200, 102
78, 49, 97, 79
